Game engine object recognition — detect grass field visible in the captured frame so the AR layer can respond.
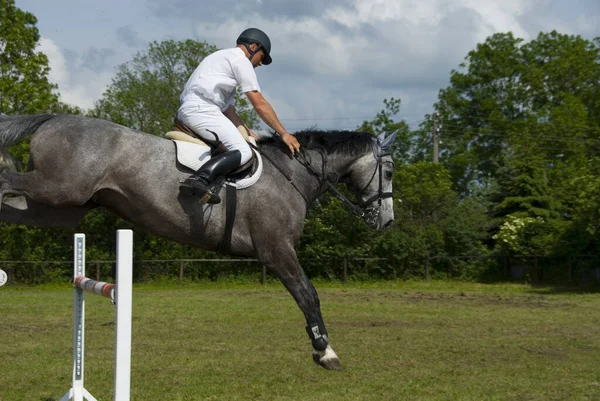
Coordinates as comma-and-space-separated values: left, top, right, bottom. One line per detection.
1, 280, 599, 401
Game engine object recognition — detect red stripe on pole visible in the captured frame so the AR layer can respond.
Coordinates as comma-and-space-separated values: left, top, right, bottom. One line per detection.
74, 276, 115, 301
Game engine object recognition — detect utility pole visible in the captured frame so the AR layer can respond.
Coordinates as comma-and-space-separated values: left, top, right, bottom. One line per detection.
433, 111, 439, 163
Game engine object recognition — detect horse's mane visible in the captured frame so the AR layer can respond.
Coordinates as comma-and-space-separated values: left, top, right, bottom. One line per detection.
258, 129, 374, 156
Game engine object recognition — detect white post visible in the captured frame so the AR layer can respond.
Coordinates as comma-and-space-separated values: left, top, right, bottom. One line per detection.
114, 229, 132, 401
61, 230, 133, 401
61, 233, 98, 401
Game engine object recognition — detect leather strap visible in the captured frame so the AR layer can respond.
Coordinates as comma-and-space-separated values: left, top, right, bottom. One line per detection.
173, 118, 227, 154
173, 117, 255, 175
219, 184, 237, 254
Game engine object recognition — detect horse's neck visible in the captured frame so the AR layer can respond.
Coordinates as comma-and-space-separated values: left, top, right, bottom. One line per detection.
259, 146, 321, 200
304, 148, 356, 177
261, 145, 357, 192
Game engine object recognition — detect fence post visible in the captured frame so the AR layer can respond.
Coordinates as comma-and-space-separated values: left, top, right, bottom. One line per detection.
425, 258, 430, 281
343, 258, 348, 284
261, 265, 266, 285
568, 257, 573, 284
504, 256, 509, 279
533, 256, 540, 284
96, 263, 100, 281
179, 261, 184, 286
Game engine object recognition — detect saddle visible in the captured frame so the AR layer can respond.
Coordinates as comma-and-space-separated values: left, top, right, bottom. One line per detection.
166, 119, 262, 254
166, 118, 257, 177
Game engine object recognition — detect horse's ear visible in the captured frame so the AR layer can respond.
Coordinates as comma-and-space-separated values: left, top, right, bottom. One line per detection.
380, 131, 398, 151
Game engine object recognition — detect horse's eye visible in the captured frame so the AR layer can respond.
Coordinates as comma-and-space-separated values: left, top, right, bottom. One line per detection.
385, 171, 393, 179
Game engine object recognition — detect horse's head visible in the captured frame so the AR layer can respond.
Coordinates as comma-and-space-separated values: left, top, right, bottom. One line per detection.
285, 129, 396, 230
345, 132, 396, 230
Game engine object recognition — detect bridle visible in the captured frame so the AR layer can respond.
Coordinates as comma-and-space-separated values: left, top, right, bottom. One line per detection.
257, 140, 393, 227
349, 149, 395, 226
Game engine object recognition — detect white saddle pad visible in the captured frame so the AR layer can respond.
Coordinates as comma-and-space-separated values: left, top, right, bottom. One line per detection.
172, 140, 263, 189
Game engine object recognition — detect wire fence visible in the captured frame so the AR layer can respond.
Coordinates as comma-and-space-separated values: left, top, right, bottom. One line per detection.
425, 255, 600, 285
0, 257, 389, 286
1, 255, 599, 286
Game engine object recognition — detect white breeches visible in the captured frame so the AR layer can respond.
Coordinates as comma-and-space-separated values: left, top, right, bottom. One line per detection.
177, 102, 253, 165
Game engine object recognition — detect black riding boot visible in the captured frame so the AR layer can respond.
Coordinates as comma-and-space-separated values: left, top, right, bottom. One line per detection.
179, 150, 242, 204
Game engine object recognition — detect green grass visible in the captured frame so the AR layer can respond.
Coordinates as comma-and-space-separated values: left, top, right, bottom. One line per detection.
1, 281, 600, 401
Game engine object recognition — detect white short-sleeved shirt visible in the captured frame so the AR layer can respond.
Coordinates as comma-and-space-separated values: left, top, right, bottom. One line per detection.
179, 47, 261, 112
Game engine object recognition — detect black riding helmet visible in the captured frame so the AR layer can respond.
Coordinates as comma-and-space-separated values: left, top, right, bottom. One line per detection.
236, 28, 272, 65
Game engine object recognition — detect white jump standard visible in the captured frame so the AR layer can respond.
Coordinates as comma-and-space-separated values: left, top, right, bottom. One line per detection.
61, 230, 133, 401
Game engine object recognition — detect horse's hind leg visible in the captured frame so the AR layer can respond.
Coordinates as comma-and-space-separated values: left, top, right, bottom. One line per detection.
257, 243, 342, 371
0, 168, 93, 207
0, 168, 96, 227
1, 196, 95, 228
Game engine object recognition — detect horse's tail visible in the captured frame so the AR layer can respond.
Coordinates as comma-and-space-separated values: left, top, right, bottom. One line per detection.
0, 114, 56, 148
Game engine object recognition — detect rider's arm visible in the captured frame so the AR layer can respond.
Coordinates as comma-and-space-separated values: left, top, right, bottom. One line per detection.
246, 90, 289, 136
223, 105, 258, 140
246, 90, 300, 154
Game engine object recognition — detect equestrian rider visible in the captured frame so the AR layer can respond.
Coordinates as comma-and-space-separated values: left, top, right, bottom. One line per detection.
177, 28, 300, 203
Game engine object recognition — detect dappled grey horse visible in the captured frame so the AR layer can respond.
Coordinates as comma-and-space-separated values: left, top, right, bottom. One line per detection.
0, 114, 396, 370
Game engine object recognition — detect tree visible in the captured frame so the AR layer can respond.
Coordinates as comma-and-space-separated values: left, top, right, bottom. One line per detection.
426, 31, 600, 195
0, 1, 78, 279
413, 31, 600, 260
298, 192, 375, 279
92, 39, 258, 136
0, 0, 58, 114
371, 161, 489, 279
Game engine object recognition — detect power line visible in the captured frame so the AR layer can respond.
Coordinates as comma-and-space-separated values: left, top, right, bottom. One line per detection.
280, 116, 373, 122
277, 113, 428, 122
436, 132, 600, 154
439, 126, 600, 145
439, 113, 600, 133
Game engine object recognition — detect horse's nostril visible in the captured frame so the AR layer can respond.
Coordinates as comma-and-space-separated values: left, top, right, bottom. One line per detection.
384, 220, 393, 228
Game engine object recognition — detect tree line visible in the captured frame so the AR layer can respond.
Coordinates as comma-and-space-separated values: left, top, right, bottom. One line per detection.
2, 0, 600, 284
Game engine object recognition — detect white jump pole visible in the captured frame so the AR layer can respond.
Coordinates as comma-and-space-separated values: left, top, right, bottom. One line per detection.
114, 229, 133, 401
61, 229, 133, 401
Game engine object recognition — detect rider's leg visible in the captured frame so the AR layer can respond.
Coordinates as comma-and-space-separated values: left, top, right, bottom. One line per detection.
179, 150, 241, 203
177, 104, 253, 203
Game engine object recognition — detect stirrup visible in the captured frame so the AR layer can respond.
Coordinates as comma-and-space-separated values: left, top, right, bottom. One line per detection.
179, 178, 221, 204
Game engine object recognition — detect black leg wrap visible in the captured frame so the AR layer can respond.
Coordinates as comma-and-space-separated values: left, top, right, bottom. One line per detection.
306, 322, 329, 351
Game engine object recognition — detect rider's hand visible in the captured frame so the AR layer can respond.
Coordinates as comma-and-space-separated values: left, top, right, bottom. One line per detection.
282, 133, 300, 156
248, 129, 259, 141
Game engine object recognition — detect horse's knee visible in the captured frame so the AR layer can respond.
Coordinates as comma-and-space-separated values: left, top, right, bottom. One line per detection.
306, 322, 329, 351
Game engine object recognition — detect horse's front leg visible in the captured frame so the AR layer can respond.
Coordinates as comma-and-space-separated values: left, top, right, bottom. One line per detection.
257, 243, 342, 371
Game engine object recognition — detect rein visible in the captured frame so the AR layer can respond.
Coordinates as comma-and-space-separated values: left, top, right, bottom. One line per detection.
295, 148, 367, 219
250, 141, 390, 224
249, 142, 311, 207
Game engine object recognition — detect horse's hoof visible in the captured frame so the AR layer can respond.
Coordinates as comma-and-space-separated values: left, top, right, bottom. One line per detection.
312, 346, 343, 371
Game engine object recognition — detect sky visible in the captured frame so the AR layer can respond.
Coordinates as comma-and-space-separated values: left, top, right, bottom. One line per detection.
14, 0, 600, 132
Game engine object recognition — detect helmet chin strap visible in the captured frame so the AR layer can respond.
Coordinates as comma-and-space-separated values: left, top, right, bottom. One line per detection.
241, 43, 262, 62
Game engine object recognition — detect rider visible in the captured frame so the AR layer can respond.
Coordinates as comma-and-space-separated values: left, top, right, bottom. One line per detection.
177, 28, 301, 203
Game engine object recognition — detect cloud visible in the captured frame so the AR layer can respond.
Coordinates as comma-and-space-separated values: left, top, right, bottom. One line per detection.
33, 0, 600, 130
37, 38, 114, 109
139, 0, 566, 130
80, 47, 117, 73
148, 0, 352, 22
38, 38, 69, 86
171, 0, 539, 84
117, 25, 145, 48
